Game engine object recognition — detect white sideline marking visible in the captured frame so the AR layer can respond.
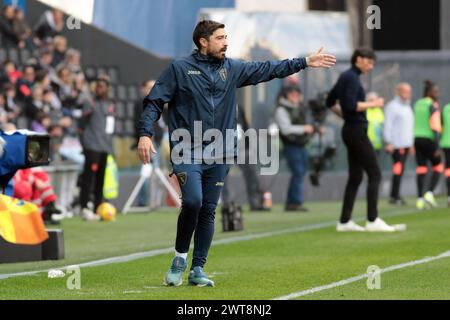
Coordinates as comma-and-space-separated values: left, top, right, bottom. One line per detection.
0, 207, 424, 281
273, 250, 450, 300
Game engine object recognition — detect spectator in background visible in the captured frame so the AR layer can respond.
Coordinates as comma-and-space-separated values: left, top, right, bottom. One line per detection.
57, 71, 87, 168
16, 64, 35, 101
1, 60, 22, 87
52, 35, 67, 67
3, 82, 21, 124
37, 48, 58, 83
31, 110, 51, 133
34, 9, 64, 44
65, 48, 83, 77
26, 84, 47, 126
55, 65, 76, 105
275, 85, 317, 212
12, 7, 32, 49
0, 5, 23, 47
33, 70, 62, 115
78, 76, 115, 221
384, 83, 414, 206
366, 91, 384, 155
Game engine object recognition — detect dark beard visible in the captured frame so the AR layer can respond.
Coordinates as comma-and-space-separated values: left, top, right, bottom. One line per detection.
207, 51, 226, 62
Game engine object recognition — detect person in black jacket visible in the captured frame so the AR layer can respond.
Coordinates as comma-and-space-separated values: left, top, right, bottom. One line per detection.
0, 5, 20, 47
33, 9, 64, 44
327, 48, 397, 232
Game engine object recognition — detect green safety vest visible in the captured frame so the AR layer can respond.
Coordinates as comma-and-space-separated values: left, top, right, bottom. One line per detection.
103, 155, 119, 200
414, 97, 434, 140
366, 107, 384, 150
441, 104, 450, 148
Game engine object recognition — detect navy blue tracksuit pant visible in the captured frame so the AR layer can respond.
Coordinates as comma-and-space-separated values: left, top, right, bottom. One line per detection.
172, 162, 230, 269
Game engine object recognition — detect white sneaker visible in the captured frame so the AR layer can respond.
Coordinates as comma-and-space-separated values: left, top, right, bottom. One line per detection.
365, 218, 396, 232
81, 208, 101, 222
337, 220, 366, 232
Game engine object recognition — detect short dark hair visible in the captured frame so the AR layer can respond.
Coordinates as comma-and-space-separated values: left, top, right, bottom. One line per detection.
193, 20, 225, 50
284, 85, 301, 95
35, 69, 49, 82
423, 80, 437, 97
351, 48, 376, 65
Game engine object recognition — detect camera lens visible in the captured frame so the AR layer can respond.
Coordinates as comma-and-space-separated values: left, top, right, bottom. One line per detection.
26, 136, 50, 166
27, 140, 43, 162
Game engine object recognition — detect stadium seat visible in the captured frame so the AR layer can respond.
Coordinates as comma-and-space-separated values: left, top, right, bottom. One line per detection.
19, 48, 31, 64
127, 85, 139, 101
108, 86, 116, 99
107, 67, 119, 84
7, 48, 19, 64
124, 120, 135, 136
115, 102, 126, 119
96, 67, 107, 78
116, 85, 127, 100
84, 67, 97, 81
114, 120, 124, 136
0, 48, 6, 62
31, 48, 40, 59
126, 102, 135, 119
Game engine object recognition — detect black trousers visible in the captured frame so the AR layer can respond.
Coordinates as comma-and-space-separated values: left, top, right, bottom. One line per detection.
390, 148, 410, 199
414, 138, 442, 197
341, 124, 381, 223
443, 148, 450, 196
79, 149, 108, 211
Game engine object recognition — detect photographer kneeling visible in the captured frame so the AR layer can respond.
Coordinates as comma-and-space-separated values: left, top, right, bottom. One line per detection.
274, 85, 323, 212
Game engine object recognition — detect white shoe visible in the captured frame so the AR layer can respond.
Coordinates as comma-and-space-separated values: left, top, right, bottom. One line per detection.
365, 218, 396, 232
337, 220, 366, 232
81, 208, 101, 222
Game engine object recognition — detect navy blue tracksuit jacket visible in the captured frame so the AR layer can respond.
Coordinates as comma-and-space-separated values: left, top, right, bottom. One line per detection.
139, 50, 308, 162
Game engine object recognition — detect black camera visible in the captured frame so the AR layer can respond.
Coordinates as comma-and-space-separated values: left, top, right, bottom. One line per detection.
307, 92, 337, 187
0, 130, 50, 193
309, 92, 329, 126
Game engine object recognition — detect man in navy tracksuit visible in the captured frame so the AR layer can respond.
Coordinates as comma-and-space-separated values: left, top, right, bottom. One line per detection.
138, 20, 336, 287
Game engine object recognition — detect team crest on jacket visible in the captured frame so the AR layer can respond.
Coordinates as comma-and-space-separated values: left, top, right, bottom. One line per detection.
176, 172, 187, 186
219, 68, 228, 82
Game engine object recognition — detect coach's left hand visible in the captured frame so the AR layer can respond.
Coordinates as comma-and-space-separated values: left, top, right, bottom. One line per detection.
306, 47, 337, 69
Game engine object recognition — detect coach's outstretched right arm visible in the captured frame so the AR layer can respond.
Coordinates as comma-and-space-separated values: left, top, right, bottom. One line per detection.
234, 47, 336, 88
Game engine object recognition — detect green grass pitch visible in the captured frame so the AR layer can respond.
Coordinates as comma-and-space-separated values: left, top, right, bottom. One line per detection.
0, 198, 449, 300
